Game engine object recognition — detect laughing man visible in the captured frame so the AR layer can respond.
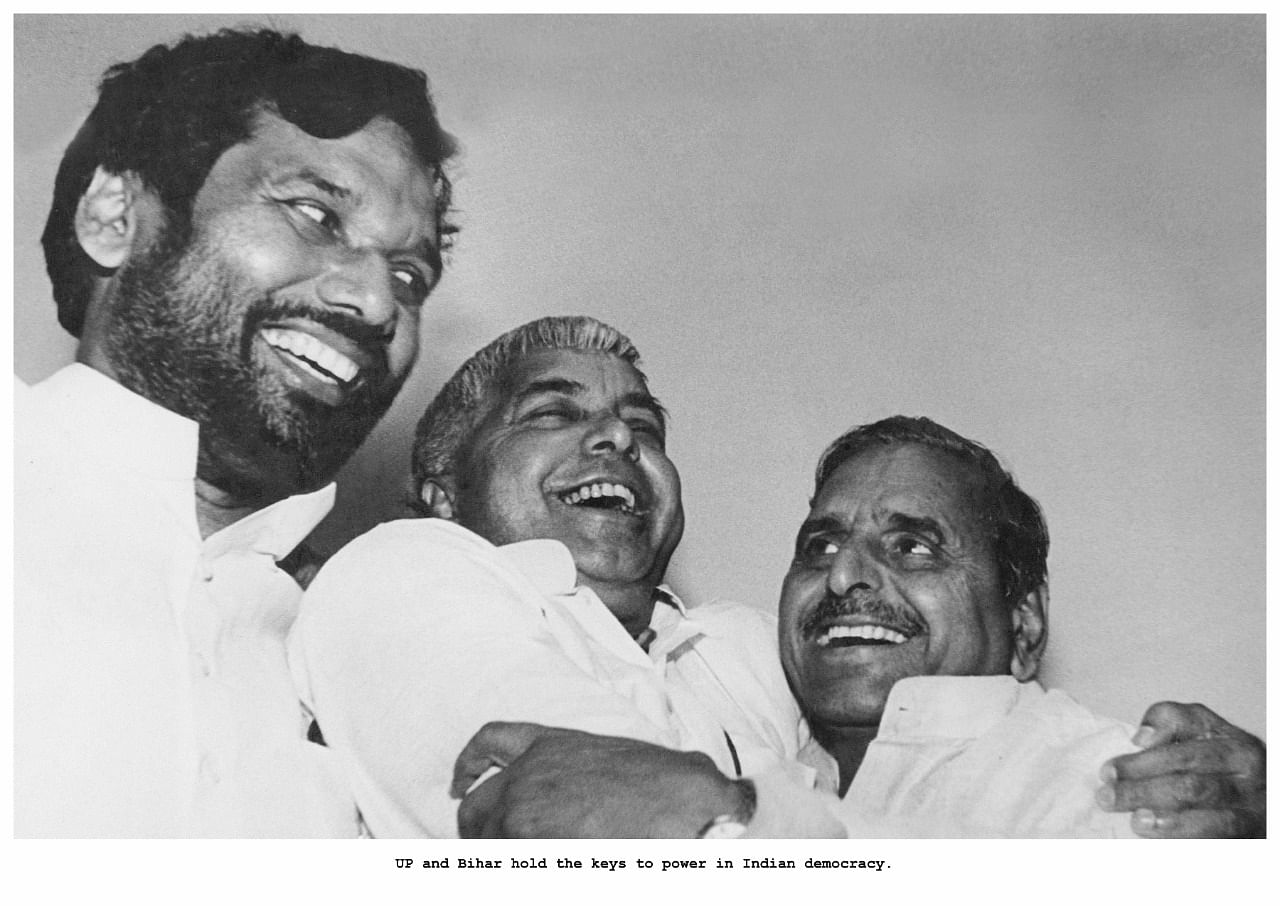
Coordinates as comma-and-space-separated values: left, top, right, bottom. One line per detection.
15, 28, 454, 837
290, 316, 806, 837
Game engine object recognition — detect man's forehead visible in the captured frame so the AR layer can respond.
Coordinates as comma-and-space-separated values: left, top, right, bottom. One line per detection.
209, 110, 440, 256
812, 443, 986, 528
235, 112, 431, 196
499, 349, 649, 397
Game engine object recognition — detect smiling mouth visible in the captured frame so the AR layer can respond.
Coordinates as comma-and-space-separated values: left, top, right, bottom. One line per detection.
815, 623, 913, 648
260, 327, 361, 387
556, 481, 640, 516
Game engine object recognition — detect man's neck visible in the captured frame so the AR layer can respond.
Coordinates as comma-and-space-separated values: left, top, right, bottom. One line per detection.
193, 438, 328, 538
193, 477, 263, 539
76, 345, 319, 539
813, 723, 881, 797
583, 578, 659, 643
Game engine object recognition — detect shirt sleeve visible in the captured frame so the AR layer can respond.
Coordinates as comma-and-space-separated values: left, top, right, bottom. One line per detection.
289, 521, 679, 838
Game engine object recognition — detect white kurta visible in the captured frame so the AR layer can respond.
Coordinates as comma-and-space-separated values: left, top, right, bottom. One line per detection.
15, 364, 356, 837
289, 517, 803, 837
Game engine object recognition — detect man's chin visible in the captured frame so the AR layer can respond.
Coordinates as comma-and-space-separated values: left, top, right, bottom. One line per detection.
808, 697, 892, 734
570, 546, 665, 590
197, 402, 376, 500
800, 671, 901, 729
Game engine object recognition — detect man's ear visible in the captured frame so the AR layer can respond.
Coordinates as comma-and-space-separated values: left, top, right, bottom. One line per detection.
1009, 583, 1048, 682
74, 167, 144, 269
419, 477, 459, 521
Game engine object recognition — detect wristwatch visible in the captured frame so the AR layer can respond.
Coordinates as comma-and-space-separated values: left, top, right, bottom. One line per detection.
697, 778, 757, 839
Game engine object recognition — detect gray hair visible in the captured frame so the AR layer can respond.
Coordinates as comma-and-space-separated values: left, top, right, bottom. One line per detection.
814, 415, 1049, 606
411, 315, 649, 496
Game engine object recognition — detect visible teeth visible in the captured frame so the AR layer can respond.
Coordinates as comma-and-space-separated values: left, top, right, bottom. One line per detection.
816, 625, 909, 647
558, 481, 637, 513
261, 328, 359, 383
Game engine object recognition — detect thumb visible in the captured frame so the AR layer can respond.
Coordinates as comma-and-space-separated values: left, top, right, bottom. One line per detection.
1132, 701, 1222, 748
450, 721, 556, 798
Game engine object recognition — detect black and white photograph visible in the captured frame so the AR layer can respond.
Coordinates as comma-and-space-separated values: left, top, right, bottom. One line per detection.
9, 11, 1267, 900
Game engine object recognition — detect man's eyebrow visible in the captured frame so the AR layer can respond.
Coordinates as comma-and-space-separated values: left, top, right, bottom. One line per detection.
288, 169, 351, 201
619, 391, 668, 428
512, 378, 586, 405
884, 512, 947, 539
796, 514, 845, 538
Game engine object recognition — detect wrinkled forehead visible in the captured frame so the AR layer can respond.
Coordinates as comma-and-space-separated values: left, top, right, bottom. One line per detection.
494, 348, 654, 404
812, 443, 991, 537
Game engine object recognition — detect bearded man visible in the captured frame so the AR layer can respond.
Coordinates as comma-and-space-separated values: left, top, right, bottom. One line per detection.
15, 28, 454, 837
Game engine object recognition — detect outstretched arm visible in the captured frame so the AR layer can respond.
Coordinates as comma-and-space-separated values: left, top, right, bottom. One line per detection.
452, 722, 749, 838
452, 721, 845, 838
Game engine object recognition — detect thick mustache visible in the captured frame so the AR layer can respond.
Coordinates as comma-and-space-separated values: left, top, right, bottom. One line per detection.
800, 589, 924, 639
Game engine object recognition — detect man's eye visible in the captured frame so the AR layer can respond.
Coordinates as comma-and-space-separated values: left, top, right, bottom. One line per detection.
797, 537, 840, 562
391, 267, 430, 305
525, 407, 573, 426
293, 201, 337, 231
891, 535, 936, 559
627, 418, 664, 442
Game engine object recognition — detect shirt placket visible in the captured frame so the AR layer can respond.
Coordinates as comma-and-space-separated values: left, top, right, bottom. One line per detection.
185, 547, 309, 836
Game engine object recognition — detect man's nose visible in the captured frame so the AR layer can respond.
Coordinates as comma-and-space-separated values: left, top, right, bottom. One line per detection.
827, 544, 879, 597
315, 251, 398, 330
583, 414, 639, 462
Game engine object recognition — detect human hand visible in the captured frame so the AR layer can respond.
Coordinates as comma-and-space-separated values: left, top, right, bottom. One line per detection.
449, 720, 575, 798
452, 722, 746, 838
1098, 702, 1265, 838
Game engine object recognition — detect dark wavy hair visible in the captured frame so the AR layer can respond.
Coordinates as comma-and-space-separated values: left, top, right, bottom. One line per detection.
42, 27, 457, 336
813, 415, 1049, 605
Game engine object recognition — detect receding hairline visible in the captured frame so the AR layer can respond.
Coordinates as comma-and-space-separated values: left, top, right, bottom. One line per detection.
810, 443, 994, 542
483, 348, 668, 421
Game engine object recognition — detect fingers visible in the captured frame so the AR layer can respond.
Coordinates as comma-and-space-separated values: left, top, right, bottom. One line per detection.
1129, 807, 1264, 839
1103, 720, 1263, 789
1098, 769, 1240, 813
1097, 715, 1265, 839
1133, 701, 1227, 747
1105, 737, 1238, 783
450, 721, 554, 798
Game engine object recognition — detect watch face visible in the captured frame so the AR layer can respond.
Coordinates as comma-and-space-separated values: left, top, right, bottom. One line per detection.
700, 816, 749, 839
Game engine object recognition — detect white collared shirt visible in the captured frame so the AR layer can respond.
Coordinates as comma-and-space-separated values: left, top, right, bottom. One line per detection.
289, 518, 802, 838
793, 675, 1140, 837
15, 364, 355, 837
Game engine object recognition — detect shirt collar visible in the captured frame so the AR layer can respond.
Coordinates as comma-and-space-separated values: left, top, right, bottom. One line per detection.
648, 585, 695, 633
801, 676, 1030, 796
32, 364, 199, 480
876, 675, 1029, 739
202, 483, 336, 562
499, 538, 581, 595
497, 540, 691, 633
36, 365, 335, 560
797, 737, 841, 795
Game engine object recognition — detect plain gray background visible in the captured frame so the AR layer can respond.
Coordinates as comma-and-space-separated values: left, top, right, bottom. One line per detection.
14, 14, 1265, 737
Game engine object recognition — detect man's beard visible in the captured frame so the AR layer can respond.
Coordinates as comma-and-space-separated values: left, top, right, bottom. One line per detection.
103, 229, 402, 501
